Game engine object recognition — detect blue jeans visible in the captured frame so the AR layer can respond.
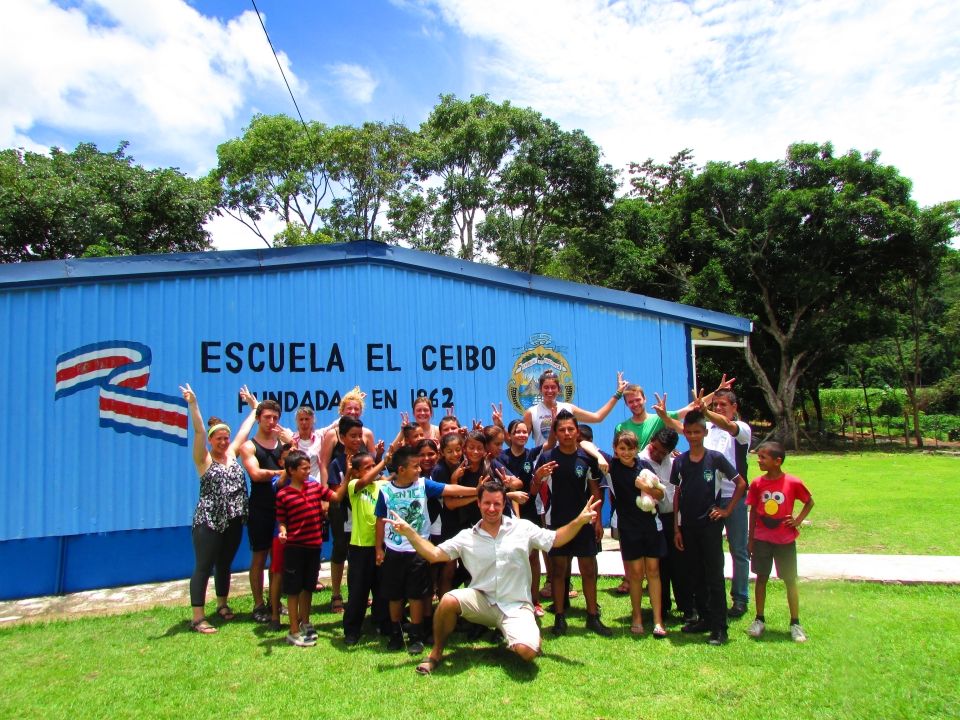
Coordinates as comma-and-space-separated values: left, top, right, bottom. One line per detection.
719, 496, 749, 605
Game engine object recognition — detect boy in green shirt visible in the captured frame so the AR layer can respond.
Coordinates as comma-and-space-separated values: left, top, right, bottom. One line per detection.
342, 451, 387, 645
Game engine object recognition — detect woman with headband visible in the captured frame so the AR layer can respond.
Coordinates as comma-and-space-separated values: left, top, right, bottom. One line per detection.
180, 383, 260, 634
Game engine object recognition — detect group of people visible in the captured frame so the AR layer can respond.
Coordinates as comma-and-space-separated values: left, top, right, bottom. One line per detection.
181, 369, 815, 672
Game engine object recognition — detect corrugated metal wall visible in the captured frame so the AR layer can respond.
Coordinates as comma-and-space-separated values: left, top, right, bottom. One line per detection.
2, 259, 692, 543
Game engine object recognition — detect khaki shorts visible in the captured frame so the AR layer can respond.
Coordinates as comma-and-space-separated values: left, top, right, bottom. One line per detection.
751, 540, 798, 582
448, 588, 541, 652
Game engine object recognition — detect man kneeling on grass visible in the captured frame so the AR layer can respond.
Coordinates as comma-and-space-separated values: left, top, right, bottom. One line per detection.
384, 478, 602, 675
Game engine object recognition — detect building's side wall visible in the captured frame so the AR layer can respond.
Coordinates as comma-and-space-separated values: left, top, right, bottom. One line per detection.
0, 260, 692, 598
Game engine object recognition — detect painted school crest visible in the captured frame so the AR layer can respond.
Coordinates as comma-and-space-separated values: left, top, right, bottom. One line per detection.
506, 334, 575, 415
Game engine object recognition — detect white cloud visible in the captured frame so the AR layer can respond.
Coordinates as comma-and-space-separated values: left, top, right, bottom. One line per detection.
205, 211, 286, 252
415, 0, 960, 206
327, 63, 379, 104
1, 0, 301, 165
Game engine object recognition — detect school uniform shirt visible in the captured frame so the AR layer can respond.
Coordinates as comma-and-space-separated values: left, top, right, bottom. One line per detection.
704, 420, 751, 498
669, 449, 738, 529
746, 474, 812, 544
499, 447, 542, 523
607, 459, 662, 535
327, 453, 354, 531
275, 481, 335, 547
375, 478, 448, 552
535, 447, 601, 527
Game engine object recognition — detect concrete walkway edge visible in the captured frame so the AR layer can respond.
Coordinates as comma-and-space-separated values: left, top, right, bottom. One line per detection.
2, 549, 959, 626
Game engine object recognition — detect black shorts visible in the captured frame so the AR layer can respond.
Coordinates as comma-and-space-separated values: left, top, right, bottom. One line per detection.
548, 523, 598, 558
247, 505, 276, 552
619, 527, 667, 561
380, 548, 430, 601
327, 500, 348, 564
283, 544, 321, 595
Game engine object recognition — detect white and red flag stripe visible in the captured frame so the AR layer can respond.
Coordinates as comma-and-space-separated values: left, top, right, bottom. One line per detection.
55, 341, 187, 445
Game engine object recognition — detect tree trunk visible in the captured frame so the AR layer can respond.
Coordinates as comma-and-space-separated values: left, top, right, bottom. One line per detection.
810, 384, 824, 434
744, 336, 804, 450
857, 369, 876, 444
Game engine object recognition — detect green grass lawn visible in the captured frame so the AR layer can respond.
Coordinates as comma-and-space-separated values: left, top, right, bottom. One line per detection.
764, 452, 959, 555
1, 582, 957, 720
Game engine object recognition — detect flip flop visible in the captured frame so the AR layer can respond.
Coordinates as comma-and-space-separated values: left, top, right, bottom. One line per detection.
652, 624, 667, 639
614, 581, 630, 595
216, 605, 235, 621
415, 657, 440, 675
190, 619, 218, 634
630, 624, 645, 635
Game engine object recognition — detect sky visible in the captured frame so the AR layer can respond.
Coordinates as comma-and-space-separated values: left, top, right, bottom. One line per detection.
4, 0, 958, 250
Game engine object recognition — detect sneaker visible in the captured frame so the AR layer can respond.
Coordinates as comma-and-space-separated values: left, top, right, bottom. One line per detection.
707, 630, 728, 646
387, 633, 404, 651
747, 619, 765, 638
286, 632, 316, 647
267, 619, 282, 632
681, 611, 698, 625
533, 604, 545, 618
344, 634, 360, 646
585, 614, 613, 637
728, 601, 748, 619
552, 614, 568, 636
301, 622, 317, 639
407, 639, 425, 655
791, 624, 807, 643
682, 619, 710, 634
252, 604, 271, 623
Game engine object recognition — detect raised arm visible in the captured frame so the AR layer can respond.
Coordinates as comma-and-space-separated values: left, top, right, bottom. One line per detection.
228, 385, 260, 457
180, 383, 211, 476
653, 392, 683, 432
571, 371, 628, 424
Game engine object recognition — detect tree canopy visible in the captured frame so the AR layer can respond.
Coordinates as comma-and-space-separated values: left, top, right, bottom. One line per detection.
0, 142, 215, 261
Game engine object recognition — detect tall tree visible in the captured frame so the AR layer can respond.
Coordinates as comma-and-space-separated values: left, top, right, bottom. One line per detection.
481, 119, 617, 274
324, 121, 414, 243
0, 142, 215, 261
882, 202, 959, 446
414, 94, 532, 260
208, 113, 332, 247
628, 142, 949, 447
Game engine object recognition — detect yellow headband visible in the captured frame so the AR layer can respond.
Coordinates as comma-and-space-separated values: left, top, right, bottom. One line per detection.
207, 423, 230, 438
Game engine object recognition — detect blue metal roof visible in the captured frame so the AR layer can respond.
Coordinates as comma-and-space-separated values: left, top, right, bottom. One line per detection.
0, 241, 752, 333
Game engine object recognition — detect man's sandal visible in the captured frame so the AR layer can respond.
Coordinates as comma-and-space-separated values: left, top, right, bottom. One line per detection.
415, 657, 440, 675
331, 595, 344, 613
215, 605, 235, 621
190, 619, 218, 634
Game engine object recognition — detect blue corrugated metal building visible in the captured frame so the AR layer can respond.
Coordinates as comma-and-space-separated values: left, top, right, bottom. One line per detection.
0, 241, 751, 600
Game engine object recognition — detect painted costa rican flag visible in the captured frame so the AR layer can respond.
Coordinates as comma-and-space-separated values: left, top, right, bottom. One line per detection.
55, 341, 188, 445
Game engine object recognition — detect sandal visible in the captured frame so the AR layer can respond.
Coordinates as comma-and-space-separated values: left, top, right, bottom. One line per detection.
615, 580, 630, 595
652, 624, 667, 639
216, 605, 235, 621
331, 595, 344, 613
190, 619, 218, 634
630, 624, 645, 635
415, 657, 440, 675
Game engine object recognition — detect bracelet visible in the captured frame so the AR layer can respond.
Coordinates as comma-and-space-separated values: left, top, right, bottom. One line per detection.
614, 392, 623, 400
